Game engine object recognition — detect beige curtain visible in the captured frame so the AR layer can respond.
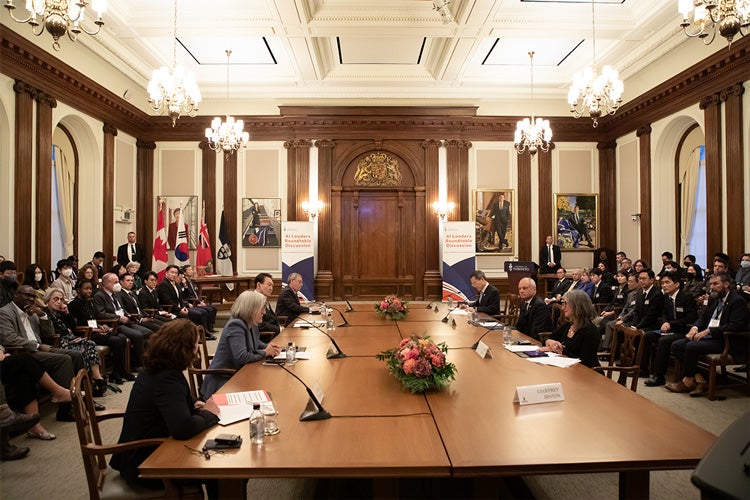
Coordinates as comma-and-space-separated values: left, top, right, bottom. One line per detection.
54, 145, 75, 257
679, 146, 701, 259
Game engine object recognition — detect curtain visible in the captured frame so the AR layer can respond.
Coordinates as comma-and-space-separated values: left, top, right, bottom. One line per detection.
54, 145, 75, 257
679, 146, 701, 259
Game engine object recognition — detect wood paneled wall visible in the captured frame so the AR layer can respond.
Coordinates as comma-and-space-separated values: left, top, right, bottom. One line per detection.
637, 125, 652, 260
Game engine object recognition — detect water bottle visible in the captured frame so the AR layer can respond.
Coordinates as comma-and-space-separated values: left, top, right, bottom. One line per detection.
285, 342, 296, 366
249, 403, 264, 445
448, 296, 454, 309
326, 307, 335, 331
503, 324, 512, 345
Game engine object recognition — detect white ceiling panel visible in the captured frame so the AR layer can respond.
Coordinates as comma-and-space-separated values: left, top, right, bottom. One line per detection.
338, 36, 426, 65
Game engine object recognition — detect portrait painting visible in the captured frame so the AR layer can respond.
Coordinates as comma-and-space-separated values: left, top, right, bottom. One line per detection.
555, 194, 598, 250
160, 195, 199, 250
242, 197, 282, 248
473, 189, 514, 255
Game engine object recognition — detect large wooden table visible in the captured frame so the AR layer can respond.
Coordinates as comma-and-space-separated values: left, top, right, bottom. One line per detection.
139, 305, 715, 499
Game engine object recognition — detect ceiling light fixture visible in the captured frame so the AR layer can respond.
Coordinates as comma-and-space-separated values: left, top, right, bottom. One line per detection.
515, 51, 552, 157
679, 0, 749, 48
567, 0, 623, 128
205, 49, 249, 155
433, 0, 454, 24
3, 0, 106, 51
147, 0, 200, 126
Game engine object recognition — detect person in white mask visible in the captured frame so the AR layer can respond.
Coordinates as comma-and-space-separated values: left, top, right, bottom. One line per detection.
22, 263, 50, 308
49, 259, 75, 303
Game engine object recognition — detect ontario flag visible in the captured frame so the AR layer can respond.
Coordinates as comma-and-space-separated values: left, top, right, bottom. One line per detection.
151, 199, 168, 281
173, 204, 190, 264
196, 204, 213, 272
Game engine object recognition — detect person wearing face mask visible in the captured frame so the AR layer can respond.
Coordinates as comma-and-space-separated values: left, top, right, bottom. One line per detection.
735, 253, 750, 296
0, 261, 19, 308
49, 259, 76, 303
683, 264, 705, 300
21, 263, 49, 308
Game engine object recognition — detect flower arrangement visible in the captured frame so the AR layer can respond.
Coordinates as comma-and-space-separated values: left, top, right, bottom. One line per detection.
376, 335, 457, 393
375, 294, 409, 320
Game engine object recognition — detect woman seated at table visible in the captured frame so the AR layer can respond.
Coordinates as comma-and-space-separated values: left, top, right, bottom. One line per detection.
110, 320, 220, 491
201, 291, 281, 400
540, 290, 600, 368
21, 263, 49, 307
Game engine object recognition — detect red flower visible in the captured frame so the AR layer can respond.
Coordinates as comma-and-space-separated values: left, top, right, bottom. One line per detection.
403, 358, 416, 374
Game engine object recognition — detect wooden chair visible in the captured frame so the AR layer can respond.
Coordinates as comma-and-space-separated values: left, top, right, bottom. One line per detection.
70, 369, 199, 499
594, 324, 645, 392
187, 326, 235, 400
494, 293, 521, 327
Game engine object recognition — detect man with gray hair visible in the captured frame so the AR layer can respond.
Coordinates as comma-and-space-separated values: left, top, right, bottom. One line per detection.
515, 278, 551, 340
275, 273, 319, 323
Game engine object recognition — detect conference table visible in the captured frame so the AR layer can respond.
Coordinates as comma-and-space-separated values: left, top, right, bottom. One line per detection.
139, 304, 715, 499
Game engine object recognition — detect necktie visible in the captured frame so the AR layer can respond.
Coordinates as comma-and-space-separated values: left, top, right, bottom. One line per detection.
112, 294, 121, 310
712, 300, 724, 320
130, 244, 136, 261
666, 296, 675, 321
549, 245, 554, 264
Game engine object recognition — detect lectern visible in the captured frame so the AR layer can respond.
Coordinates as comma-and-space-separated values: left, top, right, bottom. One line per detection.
504, 261, 537, 294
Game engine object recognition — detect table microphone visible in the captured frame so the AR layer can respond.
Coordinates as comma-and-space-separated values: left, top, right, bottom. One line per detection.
293, 315, 347, 359
471, 327, 495, 350
426, 301, 438, 310
326, 305, 351, 327
344, 298, 356, 312
274, 362, 331, 421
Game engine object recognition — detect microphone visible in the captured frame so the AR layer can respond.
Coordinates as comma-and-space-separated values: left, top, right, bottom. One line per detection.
441, 309, 451, 323
425, 301, 437, 310
344, 298, 356, 312
274, 362, 331, 421
293, 315, 347, 359
471, 327, 495, 350
326, 305, 351, 328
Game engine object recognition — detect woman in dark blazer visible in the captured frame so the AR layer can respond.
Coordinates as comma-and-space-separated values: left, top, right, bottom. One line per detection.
110, 319, 220, 490
541, 290, 600, 368
201, 291, 281, 399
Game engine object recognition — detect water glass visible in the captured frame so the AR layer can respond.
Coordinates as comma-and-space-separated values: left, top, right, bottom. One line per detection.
503, 326, 512, 345
262, 401, 280, 436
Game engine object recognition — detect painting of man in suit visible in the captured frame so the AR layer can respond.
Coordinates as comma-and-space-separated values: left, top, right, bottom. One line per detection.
555, 194, 598, 250
474, 190, 514, 254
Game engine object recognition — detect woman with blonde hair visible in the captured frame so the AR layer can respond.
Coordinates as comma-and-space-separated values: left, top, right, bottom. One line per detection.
201, 290, 281, 399
541, 289, 600, 368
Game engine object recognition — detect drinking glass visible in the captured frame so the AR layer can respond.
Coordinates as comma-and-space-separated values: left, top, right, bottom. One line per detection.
262, 401, 280, 435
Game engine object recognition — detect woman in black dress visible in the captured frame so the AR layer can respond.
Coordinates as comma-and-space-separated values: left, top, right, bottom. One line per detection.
541, 289, 600, 368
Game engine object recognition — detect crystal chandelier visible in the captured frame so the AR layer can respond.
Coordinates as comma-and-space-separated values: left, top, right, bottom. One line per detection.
147, 0, 200, 126
515, 52, 552, 157
679, 0, 749, 48
3, 0, 106, 51
567, 0, 624, 128
205, 50, 249, 154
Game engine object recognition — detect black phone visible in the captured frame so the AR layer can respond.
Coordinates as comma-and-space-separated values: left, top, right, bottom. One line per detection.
215, 433, 242, 445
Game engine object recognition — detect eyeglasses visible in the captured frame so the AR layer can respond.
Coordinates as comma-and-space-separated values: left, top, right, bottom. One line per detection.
559, 300, 567, 305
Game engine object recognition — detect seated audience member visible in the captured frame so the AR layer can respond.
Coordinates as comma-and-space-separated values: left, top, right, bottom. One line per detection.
683, 264, 705, 299
138, 271, 173, 323
514, 278, 551, 341
85, 251, 106, 281
93, 273, 151, 368
541, 290, 600, 368
67, 255, 79, 281
275, 272, 320, 323
117, 274, 161, 332
633, 269, 665, 333
158, 266, 213, 339
590, 268, 613, 306
110, 320, 220, 492
49, 259, 75, 303
77, 263, 99, 292
681, 255, 702, 280
735, 253, 750, 297
643, 272, 699, 387
633, 259, 649, 276
593, 270, 628, 327
658, 251, 674, 276
0, 286, 80, 421
697, 258, 730, 304
22, 263, 49, 307
0, 261, 19, 308
615, 251, 627, 271
600, 274, 640, 351
659, 260, 681, 278
619, 258, 635, 276
667, 272, 748, 396
546, 267, 571, 304
111, 264, 128, 281
0, 382, 40, 460
566, 268, 583, 294
201, 291, 282, 399
181, 265, 218, 333
255, 272, 281, 334
459, 270, 500, 316
44, 288, 107, 396
577, 269, 595, 298
68, 279, 132, 384
1, 345, 72, 441
125, 262, 143, 291
596, 261, 616, 288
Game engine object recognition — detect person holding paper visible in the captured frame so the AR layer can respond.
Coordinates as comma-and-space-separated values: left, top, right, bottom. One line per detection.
541, 290, 600, 368
202, 291, 282, 399
460, 270, 500, 315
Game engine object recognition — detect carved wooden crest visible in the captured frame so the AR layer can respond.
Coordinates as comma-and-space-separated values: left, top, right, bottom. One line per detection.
354, 152, 402, 187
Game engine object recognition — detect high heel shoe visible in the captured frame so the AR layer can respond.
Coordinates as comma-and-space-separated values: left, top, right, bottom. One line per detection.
92, 378, 107, 397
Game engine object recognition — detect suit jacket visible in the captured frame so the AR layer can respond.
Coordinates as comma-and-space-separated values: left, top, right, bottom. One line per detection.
514, 295, 551, 340
591, 282, 614, 305
0, 302, 53, 351
157, 280, 186, 310
260, 302, 281, 333
92, 289, 126, 321
661, 288, 698, 335
634, 285, 665, 330
467, 284, 500, 315
138, 286, 161, 310
602, 284, 628, 312
201, 318, 268, 399
275, 286, 310, 320
575, 280, 594, 297
116, 242, 144, 267
693, 288, 748, 342
539, 244, 562, 273
549, 278, 572, 298
617, 289, 640, 324
117, 290, 143, 316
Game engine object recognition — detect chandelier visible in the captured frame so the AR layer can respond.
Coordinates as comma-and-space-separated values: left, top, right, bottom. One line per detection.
3, 0, 106, 51
567, 0, 623, 128
147, 0, 200, 126
205, 50, 249, 154
679, 0, 749, 48
433, 0, 454, 24
515, 52, 552, 157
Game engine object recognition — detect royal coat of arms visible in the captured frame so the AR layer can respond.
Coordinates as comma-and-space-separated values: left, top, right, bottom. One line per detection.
354, 152, 402, 187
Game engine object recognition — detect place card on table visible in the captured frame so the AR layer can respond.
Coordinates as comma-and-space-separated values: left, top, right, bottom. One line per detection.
513, 382, 565, 405
474, 341, 493, 358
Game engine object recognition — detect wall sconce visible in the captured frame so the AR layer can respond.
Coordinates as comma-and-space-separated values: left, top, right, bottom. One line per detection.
302, 200, 324, 220
432, 201, 455, 222
631, 213, 641, 223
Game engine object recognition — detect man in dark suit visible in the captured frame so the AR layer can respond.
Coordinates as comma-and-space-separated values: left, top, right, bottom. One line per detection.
255, 272, 280, 334
180, 265, 218, 334
567, 204, 593, 248
275, 273, 319, 323
460, 270, 500, 315
632, 269, 665, 332
489, 193, 511, 250
539, 235, 562, 275
644, 272, 699, 386
589, 269, 613, 306
546, 268, 571, 303
137, 271, 173, 323
117, 274, 161, 332
515, 278, 550, 340
85, 251, 106, 281
668, 272, 748, 396
116, 231, 144, 268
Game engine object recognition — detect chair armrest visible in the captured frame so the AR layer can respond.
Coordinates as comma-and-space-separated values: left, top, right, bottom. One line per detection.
188, 367, 237, 377
142, 308, 158, 318
80, 438, 166, 456
94, 409, 127, 421
75, 326, 92, 340
593, 366, 639, 375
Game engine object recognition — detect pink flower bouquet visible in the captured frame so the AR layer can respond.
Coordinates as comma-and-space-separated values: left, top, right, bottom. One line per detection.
376, 335, 456, 393
374, 294, 409, 320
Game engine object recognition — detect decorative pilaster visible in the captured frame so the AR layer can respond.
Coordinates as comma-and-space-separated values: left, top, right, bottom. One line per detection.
13, 81, 35, 271
223, 152, 238, 273
700, 93, 722, 260
35, 91, 56, 269
136, 140, 156, 266
102, 123, 118, 263
537, 144, 555, 245
636, 125, 652, 261
284, 139, 312, 221
444, 140, 471, 221
719, 83, 745, 263
517, 151, 532, 260
597, 140, 618, 251
199, 140, 217, 267
420, 139, 442, 298
315, 139, 335, 299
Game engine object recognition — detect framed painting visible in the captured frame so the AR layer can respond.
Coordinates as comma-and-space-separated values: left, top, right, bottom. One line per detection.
473, 189, 514, 254
160, 195, 199, 250
555, 193, 598, 250
242, 198, 282, 247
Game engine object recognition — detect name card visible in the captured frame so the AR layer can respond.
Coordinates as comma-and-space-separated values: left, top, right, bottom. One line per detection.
475, 341, 492, 359
513, 382, 565, 405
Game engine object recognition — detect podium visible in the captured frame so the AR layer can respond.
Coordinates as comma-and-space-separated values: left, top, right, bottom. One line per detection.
504, 261, 537, 294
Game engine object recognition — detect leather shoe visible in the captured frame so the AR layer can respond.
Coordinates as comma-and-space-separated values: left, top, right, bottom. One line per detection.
665, 381, 693, 393
119, 371, 136, 381
93, 402, 106, 411
0, 411, 39, 434
0, 443, 30, 461
110, 374, 124, 385
56, 403, 75, 422
689, 383, 707, 397
644, 375, 666, 387
733, 364, 747, 372
205, 333, 217, 341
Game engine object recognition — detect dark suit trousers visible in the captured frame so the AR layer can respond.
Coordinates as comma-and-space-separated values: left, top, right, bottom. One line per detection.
117, 324, 151, 367
31, 351, 74, 388
90, 331, 128, 375
649, 332, 686, 377
670, 337, 724, 377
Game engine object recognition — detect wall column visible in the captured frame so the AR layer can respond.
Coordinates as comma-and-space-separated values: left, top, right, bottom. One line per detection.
199, 141, 217, 268
315, 139, 335, 299
720, 83, 745, 263
700, 94, 723, 260
422, 139, 441, 298
223, 153, 238, 274
597, 140, 618, 251
444, 140, 471, 222
136, 140, 156, 266
102, 124, 117, 265
537, 146, 554, 244
517, 151, 532, 260
637, 125, 652, 261
35, 91, 56, 270
13, 81, 35, 271
284, 140, 312, 222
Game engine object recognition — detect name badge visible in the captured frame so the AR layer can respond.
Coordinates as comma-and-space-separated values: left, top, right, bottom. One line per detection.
708, 318, 720, 328
676, 307, 684, 312
513, 382, 565, 405
115, 308, 125, 317
630, 300, 636, 305
475, 341, 492, 359
645, 300, 650, 305
87, 319, 98, 328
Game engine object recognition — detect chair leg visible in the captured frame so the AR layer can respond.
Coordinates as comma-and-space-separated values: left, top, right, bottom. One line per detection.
707, 362, 718, 401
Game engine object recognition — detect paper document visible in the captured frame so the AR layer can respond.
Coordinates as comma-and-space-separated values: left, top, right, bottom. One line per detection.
212, 390, 270, 406
217, 400, 275, 426
504, 344, 541, 352
449, 309, 468, 316
293, 320, 326, 328
526, 355, 581, 368
274, 350, 312, 361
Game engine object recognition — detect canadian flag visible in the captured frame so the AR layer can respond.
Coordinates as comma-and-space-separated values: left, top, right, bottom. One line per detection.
151, 199, 168, 281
